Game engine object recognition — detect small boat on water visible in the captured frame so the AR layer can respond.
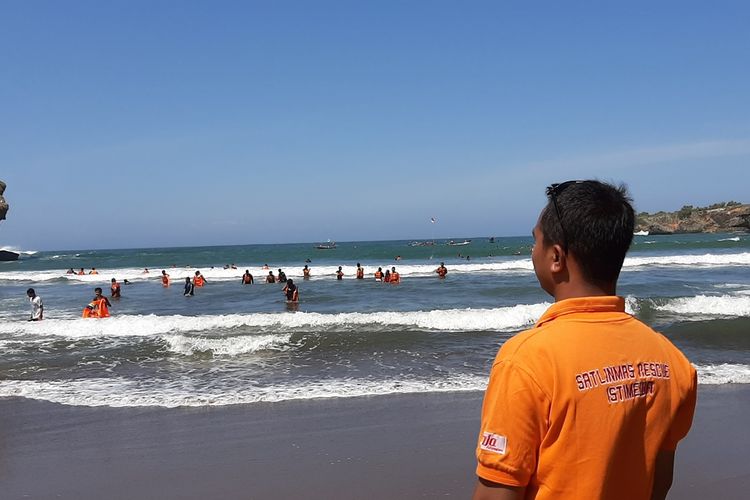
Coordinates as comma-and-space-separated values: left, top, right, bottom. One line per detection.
634, 230, 649, 236
447, 240, 472, 246
315, 241, 336, 250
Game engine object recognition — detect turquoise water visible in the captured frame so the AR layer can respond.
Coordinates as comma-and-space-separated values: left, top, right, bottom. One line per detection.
1, 233, 749, 407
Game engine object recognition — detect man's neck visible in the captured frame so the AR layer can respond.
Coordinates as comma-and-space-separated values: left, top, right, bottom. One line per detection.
554, 282, 616, 302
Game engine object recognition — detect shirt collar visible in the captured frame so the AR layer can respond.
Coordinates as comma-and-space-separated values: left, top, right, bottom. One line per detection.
535, 296, 626, 327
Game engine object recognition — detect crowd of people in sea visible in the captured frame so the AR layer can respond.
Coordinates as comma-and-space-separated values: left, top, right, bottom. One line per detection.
24, 262, 451, 321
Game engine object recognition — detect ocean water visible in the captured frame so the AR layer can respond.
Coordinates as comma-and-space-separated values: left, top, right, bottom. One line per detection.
1, 234, 749, 408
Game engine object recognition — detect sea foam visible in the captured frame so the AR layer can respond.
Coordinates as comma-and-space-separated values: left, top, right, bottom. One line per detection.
655, 295, 750, 317
2, 252, 750, 282
0, 303, 551, 338
0, 363, 745, 407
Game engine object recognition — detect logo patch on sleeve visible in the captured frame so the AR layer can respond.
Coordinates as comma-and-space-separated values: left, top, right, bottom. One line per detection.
480, 432, 507, 454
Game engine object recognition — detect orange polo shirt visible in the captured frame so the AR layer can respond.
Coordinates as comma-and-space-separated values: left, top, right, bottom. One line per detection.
476, 296, 697, 499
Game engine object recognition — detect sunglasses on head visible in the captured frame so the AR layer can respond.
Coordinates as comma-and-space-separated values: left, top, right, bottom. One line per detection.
545, 180, 585, 251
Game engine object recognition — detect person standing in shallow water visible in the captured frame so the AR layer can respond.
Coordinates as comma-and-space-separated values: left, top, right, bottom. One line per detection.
356, 263, 364, 279
282, 278, 299, 303
110, 278, 121, 298
303, 265, 311, 279
183, 277, 195, 296
436, 262, 448, 278
472, 180, 697, 500
26, 288, 43, 321
336, 266, 344, 280
241, 270, 254, 284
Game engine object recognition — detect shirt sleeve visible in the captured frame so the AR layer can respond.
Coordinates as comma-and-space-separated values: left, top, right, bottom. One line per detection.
476, 357, 549, 486
661, 366, 698, 451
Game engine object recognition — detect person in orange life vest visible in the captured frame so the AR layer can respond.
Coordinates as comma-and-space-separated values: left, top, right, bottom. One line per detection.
78, 268, 85, 276
389, 266, 400, 284
436, 262, 448, 278
110, 278, 121, 298
383, 269, 391, 282
335, 266, 344, 280
303, 265, 311, 279
241, 270, 254, 284
89, 268, 98, 275
266, 271, 276, 283
473, 180, 697, 500
82, 287, 112, 318
282, 278, 299, 303
161, 270, 170, 287
356, 263, 364, 279
193, 271, 206, 287
374, 267, 383, 281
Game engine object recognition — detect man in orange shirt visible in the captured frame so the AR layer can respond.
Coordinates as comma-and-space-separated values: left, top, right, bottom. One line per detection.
474, 180, 697, 500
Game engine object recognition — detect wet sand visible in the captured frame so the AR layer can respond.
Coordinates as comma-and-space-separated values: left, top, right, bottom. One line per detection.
1, 385, 747, 499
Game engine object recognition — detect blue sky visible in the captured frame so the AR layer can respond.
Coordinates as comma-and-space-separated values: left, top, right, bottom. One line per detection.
2, 1, 749, 250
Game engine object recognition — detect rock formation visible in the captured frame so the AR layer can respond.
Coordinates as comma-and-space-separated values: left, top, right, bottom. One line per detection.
0, 180, 8, 221
635, 202, 750, 234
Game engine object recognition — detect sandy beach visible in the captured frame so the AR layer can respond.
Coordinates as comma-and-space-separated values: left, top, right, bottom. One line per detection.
1, 385, 748, 499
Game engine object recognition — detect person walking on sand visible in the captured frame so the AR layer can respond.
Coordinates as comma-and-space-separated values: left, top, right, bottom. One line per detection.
110, 278, 121, 298
26, 288, 43, 321
336, 266, 344, 280
436, 262, 448, 278
161, 270, 170, 287
356, 263, 364, 279
241, 270, 254, 284
183, 277, 195, 296
282, 278, 299, 303
473, 180, 696, 500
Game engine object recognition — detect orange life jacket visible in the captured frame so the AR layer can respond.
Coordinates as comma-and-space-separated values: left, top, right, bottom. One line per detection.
390, 272, 401, 283
374, 271, 383, 280
194, 275, 205, 287
111, 283, 121, 296
356, 268, 364, 279
82, 298, 110, 318
437, 267, 447, 277
162, 275, 170, 287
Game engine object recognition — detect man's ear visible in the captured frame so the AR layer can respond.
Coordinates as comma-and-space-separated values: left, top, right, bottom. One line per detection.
550, 244, 567, 274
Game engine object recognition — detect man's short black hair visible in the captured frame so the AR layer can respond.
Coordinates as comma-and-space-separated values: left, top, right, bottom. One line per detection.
540, 180, 635, 284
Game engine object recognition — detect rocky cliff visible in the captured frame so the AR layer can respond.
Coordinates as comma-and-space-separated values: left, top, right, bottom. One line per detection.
635, 202, 750, 235
0, 180, 8, 221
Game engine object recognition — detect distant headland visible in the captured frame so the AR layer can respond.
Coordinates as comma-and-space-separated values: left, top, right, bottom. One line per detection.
635, 201, 750, 235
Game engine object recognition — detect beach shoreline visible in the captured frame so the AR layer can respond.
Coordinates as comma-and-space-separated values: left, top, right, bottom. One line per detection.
1, 385, 748, 499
